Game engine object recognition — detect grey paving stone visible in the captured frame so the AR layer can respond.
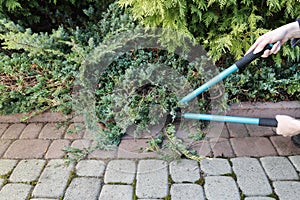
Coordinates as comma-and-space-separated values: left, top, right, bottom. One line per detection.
204, 176, 240, 200
9, 159, 46, 182
32, 159, 73, 198
260, 156, 299, 181
0, 179, 4, 190
231, 157, 272, 196
200, 158, 232, 175
98, 185, 133, 200
273, 181, 300, 200
289, 155, 300, 172
0, 159, 18, 175
30, 199, 57, 200
64, 177, 101, 200
136, 160, 168, 199
76, 160, 106, 177
104, 160, 136, 184
170, 184, 205, 200
0, 183, 32, 200
244, 197, 275, 200
169, 159, 200, 183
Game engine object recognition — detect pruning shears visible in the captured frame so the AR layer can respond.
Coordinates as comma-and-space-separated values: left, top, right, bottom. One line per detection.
179, 44, 279, 128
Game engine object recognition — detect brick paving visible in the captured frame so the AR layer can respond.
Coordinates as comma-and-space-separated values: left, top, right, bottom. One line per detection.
0, 101, 299, 199
230, 137, 277, 157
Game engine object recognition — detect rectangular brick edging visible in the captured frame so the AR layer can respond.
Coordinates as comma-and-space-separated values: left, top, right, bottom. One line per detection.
0, 101, 299, 160
0, 112, 70, 123
227, 101, 300, 118
0, 101, 298, 123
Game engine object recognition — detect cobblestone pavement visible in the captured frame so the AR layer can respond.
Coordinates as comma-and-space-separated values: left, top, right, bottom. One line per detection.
0, 102, 299, 200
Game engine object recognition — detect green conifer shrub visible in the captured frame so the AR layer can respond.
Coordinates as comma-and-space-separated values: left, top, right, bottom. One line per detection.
117, 0, 300, 63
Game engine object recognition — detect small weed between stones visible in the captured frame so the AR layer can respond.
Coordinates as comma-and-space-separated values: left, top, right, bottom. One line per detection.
240, 192, 245, 200
131, 178, 137, 200
168, 175, 174, 184
28, 180, 38, 186
223, 172, 237, 181
26, 194, 32, 200
66, 169, 77, 187
0, 173, 11, 186
164, 175, 173, 200
108, 182, 128, 185
195, 176, 205, 186
268, 193, 279, 200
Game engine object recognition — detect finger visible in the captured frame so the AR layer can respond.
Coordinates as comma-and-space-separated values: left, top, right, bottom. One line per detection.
246, 44, 258, 55
253, 41, 270, 54
261, 49, 271, 58
246, 39, 262, 55
273, 47, 281, 54
245, 36, 266, 55
262, 41, 281, 57
272, 41, 282, 54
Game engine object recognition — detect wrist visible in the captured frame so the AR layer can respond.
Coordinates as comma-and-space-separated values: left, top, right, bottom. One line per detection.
296, 18, 300, 27
286, 21, 300, 39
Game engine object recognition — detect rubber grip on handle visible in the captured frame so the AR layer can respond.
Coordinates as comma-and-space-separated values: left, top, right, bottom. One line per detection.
259, 118, 278, 127
235, 44, 273, 70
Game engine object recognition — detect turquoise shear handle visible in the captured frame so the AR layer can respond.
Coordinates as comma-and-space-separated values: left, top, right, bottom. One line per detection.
179, 44, 273, 104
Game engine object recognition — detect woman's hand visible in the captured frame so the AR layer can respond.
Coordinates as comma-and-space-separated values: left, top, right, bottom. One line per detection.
246, 21, 300, 57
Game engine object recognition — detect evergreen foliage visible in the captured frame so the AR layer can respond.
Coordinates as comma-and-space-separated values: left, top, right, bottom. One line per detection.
118, 0, 300, 62
0, 1, 299, 161
0, 3, 135, 116
0, 0, 114, 32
